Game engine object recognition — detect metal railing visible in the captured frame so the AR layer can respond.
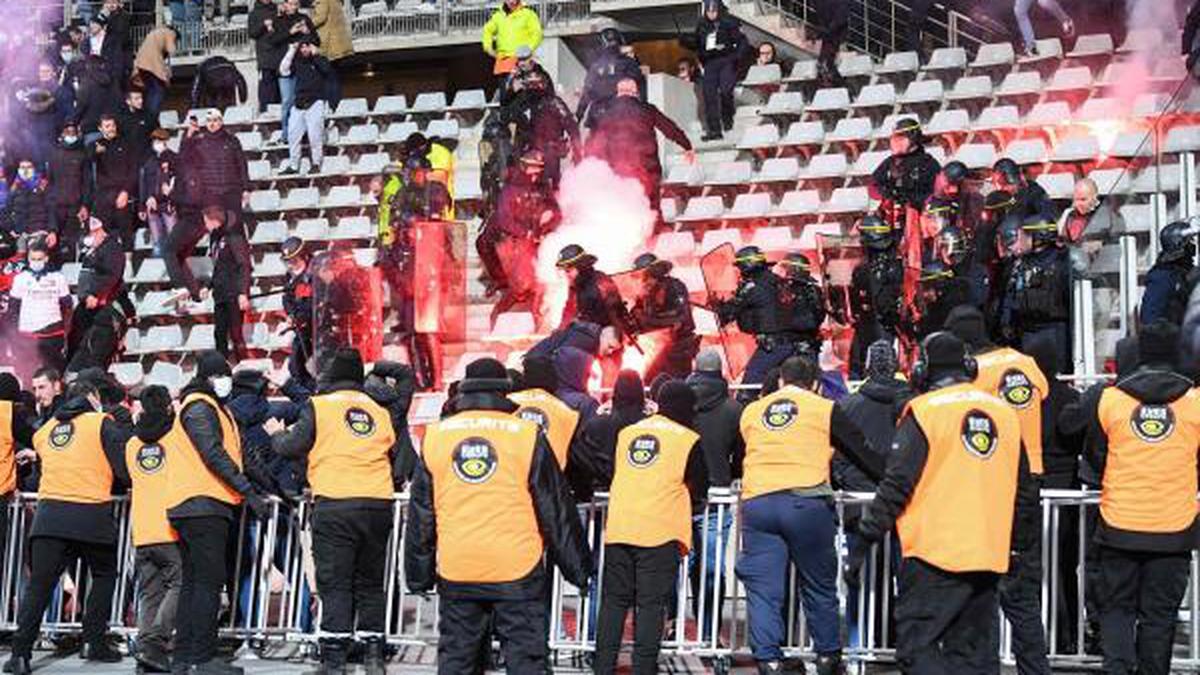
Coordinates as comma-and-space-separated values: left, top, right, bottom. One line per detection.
4, 489, 1200, 671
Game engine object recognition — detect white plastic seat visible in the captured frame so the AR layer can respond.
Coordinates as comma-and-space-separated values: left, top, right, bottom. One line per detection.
806, 88, 851, 113
1045, 66, 1094, 94
953, 143, 998, 169
754, 157, 802, 183
781, 121, 826, 147
319, 155, 352, 176
926, 109, 970, 136
1164, 125, 1200, 154
772, 190, 822, 217
1066, 33, 1114, 59
974, 106, 1021, 133
663, 163, 705, 187
693, 308, 719, 337
737, 125, 781, 151
142, 325, 184, 351
250, 220, 289, 245
223, 105, 254, 125
946, 75, 992, 102
343, 123, 380, 145
996, 71, 1042, 98
783, 60, 818, 83
294, 217, 330, 240
803, 154, 848, 179
281, 187, 320, 210
826, 117, 873, 144
677, 196, 726, 222
762, 91, 804, 116
1076, 97, 1124, 123
255, 253, 288, 277
324, 186, 363, 208
699, 229, 743, 254
158, 110, 180, 128
1051, 135, 1101, 163
249, 189, 281, 212
923, 47, 967, 74
661, 197, 679, 224
426, 119, 460, 140
838, 53, 875, 79
109, 362, 144, 388
1035, 172, 1076, 199
875, 51, 920, 77
726, 193, 772, 220
851, 83, 896, 109
382, 121, 420, 143
236, 131, 263, 151
333, 216, 374, 239
247, 159, 272, 181
354, 152, 390, 175
749, 225, 794, 252
1026, 101, 1073, 129
821, 187, 869, 215
1003, 139, 1049, 166
490, 312, 537, 339
372, 95, 408, 116
705, 161, 753, 186
132, 258, 168, 284
653, 232, 696, 260
1118, 204, 1154, 234
1132, 165, 1181, 194
742, 64, 782, 87
1110, 131, 1154, 159
454, 170, 482, 200
145, 362, 187, 393
409, 92, 448, 114
849, 150, 889, 177
970, 42, 1015, 70
182, 324, 217, 352
796, 223, 842, 249
1117, 28, 1160, 54
448, 89, 488, 111
1086, 168, 1132, 195
61, 263, 82, 286
898, 79, 943, 105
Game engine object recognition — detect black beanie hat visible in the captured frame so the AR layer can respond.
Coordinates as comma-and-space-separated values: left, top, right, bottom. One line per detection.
460, 357, 512, 394
323, 347, 365, 384
0, 373, 19, 402
656, 380, 696, 426
1138, 320, 1180, 368
612, 369, 645, 411
195, 350, 232, 379
944, 305, 989, 351
522, 354, 558, 392
1115, 336, 1138, 377
923, 332, 968, 370
233, 369, 268, 397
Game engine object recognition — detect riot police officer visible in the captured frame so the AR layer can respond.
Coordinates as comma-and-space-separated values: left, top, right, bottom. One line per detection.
630, 252, 700, 382
993, 158, 1056, 223
1007, 216, 1071, 367
281, 236, 315, 390
714, 246, 794, 396
870, 118, 941, 232
988, 212, 1024, 343
504, 69, 580, 191
779, 252, 827, 356
913, 256, 970, 340
849, 217, 904, 379
558, 244, 637, 385
488, 150, 560, 322
1139, 220, 1199, 326
971, 189, 1015, 306
576, 28, 646, 128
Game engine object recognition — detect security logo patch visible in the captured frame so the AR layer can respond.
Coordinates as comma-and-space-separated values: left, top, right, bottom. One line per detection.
136, 444, 166, 474
627, 434, 661, 468
344, 407, 376, 438
452, 437, 498, 484
762, 399, 798, 431
999, 369, 1035, 409
517, 407, 550, 434
1131, 404, 1174, 443
49, 422, 74, 450
961, 410, 999, 459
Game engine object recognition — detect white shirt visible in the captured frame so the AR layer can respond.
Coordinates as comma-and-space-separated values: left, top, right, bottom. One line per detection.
89, 31, 105, 57
10, 270, 69, 334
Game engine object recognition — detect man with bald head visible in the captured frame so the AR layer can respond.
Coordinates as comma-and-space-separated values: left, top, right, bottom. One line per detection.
1060, 178, 1124, 267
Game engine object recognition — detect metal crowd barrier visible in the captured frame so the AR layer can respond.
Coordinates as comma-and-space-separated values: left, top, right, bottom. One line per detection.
3, 490, 1200, 671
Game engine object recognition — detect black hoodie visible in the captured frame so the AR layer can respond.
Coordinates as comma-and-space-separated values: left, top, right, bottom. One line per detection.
686, 370, 744, 487
30, 395, 132, 544
834, 377, 912, 492
1087, 367, 1198, 552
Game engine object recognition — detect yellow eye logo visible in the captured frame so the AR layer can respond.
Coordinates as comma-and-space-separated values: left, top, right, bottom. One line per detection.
1132, 404, 1173, 443
453, 438, 498, 484
628, 435, 660, 468
1000, 370, 1034, 409
137, 444, 165, 474
49, 422, 74, 450
961, 411, 998, 459
344, 408, 376, 438
762, 400, 798, 431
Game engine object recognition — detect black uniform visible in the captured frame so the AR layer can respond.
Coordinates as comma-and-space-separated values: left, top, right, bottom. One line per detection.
282, 264, 314, 388
915, 272, 971, 340
562, 267, 636, 338
715, 267, 793, 395
486, 168, 559, 319
781, 270, 827, 355
694, 1, 749, 137
871, 149, 942, 225
576, 48, 646, 128
90, 133, 140, 248
505, 91, 580, 190
1140, 257, 1199, 326
849, 253, 904, 379
631, 273, 699, 383
1005, 245, 1071, 363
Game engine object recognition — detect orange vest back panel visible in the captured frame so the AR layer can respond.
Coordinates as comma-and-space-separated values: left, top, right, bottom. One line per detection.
423, 410, 544, 584
605, 415, 698, 553
740, 386, 835, 500
1098, 387, 1200, 535
509, 389, 579, 470
309, 391, 396, 500
126, 436, 180, 546
974, 347, 1047, 474
0, 402, 14, 495
897, 384, 1021, 573
166, 393, 244, 509
34, 412, 113, 504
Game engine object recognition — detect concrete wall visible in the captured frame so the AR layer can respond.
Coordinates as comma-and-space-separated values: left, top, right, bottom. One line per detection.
648, 72, 700, 160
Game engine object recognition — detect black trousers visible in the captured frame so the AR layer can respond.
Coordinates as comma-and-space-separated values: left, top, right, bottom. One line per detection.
475, 221, 506, 288
701, 55, 738, 135
94, 190, 136, 251
163, 211, 208, 297
594, 542, 680, 675
1097, 545, 1191, 675
908, 0, 937, 54
213, 299, 247, 361
894, 557, 1000, 675
810, 0, 849, 69
642, 337, 700, 386
12, 537, 118, 657
988, 541, 1050, 675
437, 596, 547, 674
311, 505, 392, 636
258, 68, 281, 112
171, 516, 232, 667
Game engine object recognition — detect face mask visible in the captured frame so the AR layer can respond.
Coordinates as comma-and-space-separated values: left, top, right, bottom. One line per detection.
211, 376, 233, 399
17, 168, 34, 181
60, 51, 75, 63
152, 141, 167, 155
28, 260, 45, 272
62, 135, 78, 145
82, 235, 94, 248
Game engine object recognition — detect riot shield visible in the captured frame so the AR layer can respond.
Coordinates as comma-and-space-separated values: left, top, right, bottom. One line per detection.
610, 268, 674, 376
700, 243, 757, 381
311, 249, 383, 365
411, 219, 467, 345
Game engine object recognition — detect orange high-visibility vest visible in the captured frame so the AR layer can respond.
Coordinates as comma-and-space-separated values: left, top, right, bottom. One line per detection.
309, 391, 396, 500
974, 347, 1048, 475
740, 386, 835, 500
166, 392, 244, 509
509, 388, 580, 470
125, 435, 180, 546
605, 415, 698, 553
34, 412, 113, 504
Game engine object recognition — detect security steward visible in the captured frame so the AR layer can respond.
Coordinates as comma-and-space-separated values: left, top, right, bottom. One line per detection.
509, 353, 580, 472
0, 378, 35, 563
944, 305, 1051, 675
282, 236, 315, 390
779, 252, 827, 356
6, 380, 132, 674
714, 246, 795, 396
853, 332, 1038, 674
1139, 221, 1199, 326
125, 385, 182, 673
849, 216, 904, 378
629, 252, 700, 383
404, 358, 592, 674
265, 347, 407, 675
166, 350, 270, 673
594, 381, 706, 675
737, 356, 883, 675
1085, 321, 1200, 675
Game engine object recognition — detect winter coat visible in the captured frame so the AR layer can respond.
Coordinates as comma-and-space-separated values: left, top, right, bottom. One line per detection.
133, 26, 177, 84
554, 344, 599, 422
248, 0, 286, 70
584, 96, 692, 178
139, 150, 177, 208
571, 402, 646, 495
76, 233, 125, 303
210, 226, 253, 302
311, 0, 353, 61
191, 56, 249, 109
694, 3, 748, 64
116, 105, 155, 159
833, 378, 912, 492
72, 55, 121, 133
481, 2, 543, 59
5, 179, 54, 235
48, 142, 92, 209
91, 134, 140, 196
686, 370, 744, 487
177, 128, 250, 207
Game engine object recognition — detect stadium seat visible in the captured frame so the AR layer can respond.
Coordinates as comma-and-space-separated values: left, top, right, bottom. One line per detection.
871, 114, 906, 141
448, 89, 488, 111
294, 217, 331, 240
996, 71, 1042, 101
726, 193, 773, 220
796, 223, 842, 249
783, 60, 818, 84
159, 110, 180, 128
677, 196, 726, 222
1086, 168, 1132, 195
772, 190, 822, 217
1118, 204, 1155, 233
1066, 33, 1114, 59
1025, 101, 1073, 132
372, 94, 408, 116
236, 131, 263, 151
142, 325, 184, 352
806, 88, 851, 113
426, 119, 460, 141
663, 163, 705, 189
693, 308, 719, 337
1109, 131, 1154, 159
382, 121, 420, 143
826, 117, 873, 146
250, 293, 282, 314
761, 91, 804, 117
109, 362, 144, 388
1023, 38, 1064, 64
803, 154, 848, 180
343, 123, 380, 145
926, 109, 970, 137
1164, 125, 1200, 154
1003, 138, 1049, 166
706, 161, 754, 187
1036, 172, 1076, 199
953, 143, 998, 169
329, 216, 371, 240
851, 83, 896, 111
1044, 66, 1094, 99
61, 263, 81, 286
749, 225, 794, 252
250, 220, 289, 245
1124, 166, 1170, 195
491, 312, 537, 339
1150, 58, 1188, 89
780, 121, 826, 151
409, 92, 448, 115
969, 42, 1016, 72
653, 232, 696, 260
839, 52, 875, 80
223, 105, 254, 126
250, 189, 281, 212
255, 253, 288, 277
1076, 97, 1124, 123
354, 152, 390, 175
753, 157, 802, 184
922, 47, 968, 79
247, 159, 272, 181
742, 64, 782, 87
821, 187, 870, 215
135, 291, 177, 317
182, 324, 217, 352
145, 362, 187, 393
324, 186, 363, 208
282, 187, 320, 210
945, 75, 993, 106
874, 51, 920, 83
1117, 28, 1160, 54
699, 229, 743, 254
454, 170, 482, 200
848, 150, 889, 178
319, 155, 352, 176
1051, 135, 1101, 163
737, 125, 781, 151
351, 248, 378, 266
897, 79, 944, 108
132, 258, 168, 284
973, 105, 1022, 135
1097, 61, 1145, 90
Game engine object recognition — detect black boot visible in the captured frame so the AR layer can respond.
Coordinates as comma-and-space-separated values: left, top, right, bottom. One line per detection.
135, 643, 172, 673
756, 661, 784, 674
363, 638, 386, 675
192, 660, 245, 675
82, 641, 123, 663
305, 640, 347, 675
2, 657, 30, 675
815, 652, 846, 675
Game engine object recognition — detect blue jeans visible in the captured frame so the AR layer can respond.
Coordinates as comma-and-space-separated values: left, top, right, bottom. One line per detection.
737, 492, 842, 661
170, 0, 202, 51
689, 509, 733, 642
142, 74, 167, 120
740, 341, 795, 401
1014, 0, 1070, 51
278, 76, 296, 141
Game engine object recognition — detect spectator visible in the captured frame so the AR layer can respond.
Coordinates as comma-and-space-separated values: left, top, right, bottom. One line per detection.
190, 55, 249, 110
97, 0, 132, 69
312, 0, 353, 62
695, 0, 748, 141
29, 367, 64, 428
73, 54, 122, 144
1015, 0, 1074, 57
66, 217, 126, 367
676, 57, 697, 82
755, 40, 790, 75
176, 107, 248, 217
10, 241, 72, 379
170, 0, 203, 52
571, 369, 648, 494
279, 37, 336, 176
83, 14, 125, 84
138, 128, 177, 256
482, 0, 543, 79
90, 114, 140, 249
833, 340, 909, 494
272, 0, 319, 140
132, 25, 177, 118
248, 0, 284, 112
202, 206, 251, 361
47, 123, 93, 255
116, 88, 155, 160
1059, 177, 1124, 279
6, 159, 55, 241
17, 63, 74, 167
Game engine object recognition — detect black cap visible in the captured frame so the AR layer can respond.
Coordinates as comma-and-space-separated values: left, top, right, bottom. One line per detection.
556, 244, 597, 269
0, 373, 19, 402
195, 350, 232, 379
922, 331, 968, 370
633, 252, 672, 275
403, 132, 429, 157
281, 236, 306, 261
1138, 320, 1180, 368
656, 380, 696, 426
322, 347, 364, 384
944, 304, 988, 351
460, 357, 512, 394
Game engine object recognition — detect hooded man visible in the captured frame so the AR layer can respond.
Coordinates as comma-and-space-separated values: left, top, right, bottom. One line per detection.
47, 123, 93, 252
571, 369, 648, 498
694, 0, 749, 141
1140, 221, 1199, 327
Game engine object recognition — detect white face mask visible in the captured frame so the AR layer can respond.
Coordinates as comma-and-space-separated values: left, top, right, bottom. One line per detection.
82, 235, 94, 248
17, 168, 34, 180
211, 376, 233, 399
153, 141, 167, 155
62, 135, 78, 145
89, 396, 103, 413
28, 260, 46, 272
60, 51, 75, 63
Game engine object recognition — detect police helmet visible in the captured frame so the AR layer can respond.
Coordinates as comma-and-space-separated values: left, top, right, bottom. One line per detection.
733, 245, 768, 273
891, 117, 925, 146
858, 215, 894, 252
936, 225, 968, 267
1159, 221, 1199, 262
781, 252, 813, 276
557, 244, 597, 269
1021, 214, 1059, 247
519, 148, 547, 168
281, 236, 307, 261
992, 158, 1023, 189
941, 161, 969, 186
633, 252, 672, 277
983, 189, 1016, 222
919, 259, 955, 284
996, 213, 1023, 258
599, 28, 626, 50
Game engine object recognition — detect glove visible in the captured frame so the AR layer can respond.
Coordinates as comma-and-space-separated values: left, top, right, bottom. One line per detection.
844, 538, 871, 587
244, 492, 272, 521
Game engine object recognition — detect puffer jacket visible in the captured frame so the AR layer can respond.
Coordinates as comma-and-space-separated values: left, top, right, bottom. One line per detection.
48, 141, 92, 210
481, 2, 543, 59
833, 378, 912, 492
177, 128, 250, 207
553, 344, 598, 422
5, 179, 55, 235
